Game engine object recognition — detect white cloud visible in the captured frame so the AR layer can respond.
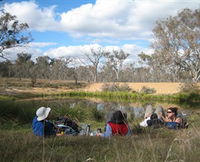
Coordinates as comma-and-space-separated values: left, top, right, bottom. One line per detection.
2, 42, 152, 64
3, 1, 59, 31
44, 44, 102, 58
2, 46, 43, 61
27, 42, 57, 48
44, 43, 151, 64
2, 0, 199, 40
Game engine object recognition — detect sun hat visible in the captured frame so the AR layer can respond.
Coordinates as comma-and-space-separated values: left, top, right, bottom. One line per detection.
36, 107, 51, 121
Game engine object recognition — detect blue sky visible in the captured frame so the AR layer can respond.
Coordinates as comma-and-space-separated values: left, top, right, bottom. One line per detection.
1, 0, 199, 62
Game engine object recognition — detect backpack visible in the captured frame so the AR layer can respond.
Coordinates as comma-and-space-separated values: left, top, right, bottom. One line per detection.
177, 113, 189, 129
55, 116, 80, 134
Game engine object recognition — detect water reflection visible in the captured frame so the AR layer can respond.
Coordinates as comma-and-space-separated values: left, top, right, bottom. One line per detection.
53, 98, 190, 120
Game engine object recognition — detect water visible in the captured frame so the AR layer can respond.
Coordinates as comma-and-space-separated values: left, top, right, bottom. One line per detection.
0, 97, 196, 127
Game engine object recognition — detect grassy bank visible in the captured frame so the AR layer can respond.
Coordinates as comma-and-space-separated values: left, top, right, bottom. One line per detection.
43, 91, 200, 107
1, 116, 200, 162
1, 89, 200, 108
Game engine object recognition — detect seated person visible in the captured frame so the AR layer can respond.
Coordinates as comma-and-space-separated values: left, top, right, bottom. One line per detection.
99, 110, 131, 137
147, 113, 164, 128
160, 107, 183, 129
140, 105, 165, 127
32, 107, 56, 137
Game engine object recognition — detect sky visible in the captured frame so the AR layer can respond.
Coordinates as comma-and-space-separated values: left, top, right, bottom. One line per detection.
0, 0, 199, 62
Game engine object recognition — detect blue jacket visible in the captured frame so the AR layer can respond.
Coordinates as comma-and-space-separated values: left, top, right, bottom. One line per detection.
165, 122, 179, 129
32, 116, 56, 137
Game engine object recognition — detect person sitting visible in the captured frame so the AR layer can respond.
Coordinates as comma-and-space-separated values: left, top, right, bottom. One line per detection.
160, 107, 183, 129
140, 105, 165, 127
147, 113, 164, 128
99, 110, 131, 137
32, 107, 56, 137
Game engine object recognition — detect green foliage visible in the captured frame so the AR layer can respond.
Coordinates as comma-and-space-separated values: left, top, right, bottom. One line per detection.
0, 11, 31, 59
54, 103, 87, 122
91, 108, 105, 122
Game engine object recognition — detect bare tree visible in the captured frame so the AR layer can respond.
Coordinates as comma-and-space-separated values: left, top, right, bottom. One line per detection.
105, 49, 129, 81
84, 48, 108, 82
152, 8, 200, 82
0, 11, 31, 59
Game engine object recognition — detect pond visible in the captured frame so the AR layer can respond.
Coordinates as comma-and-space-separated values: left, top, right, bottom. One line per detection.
0, 96, 197, 129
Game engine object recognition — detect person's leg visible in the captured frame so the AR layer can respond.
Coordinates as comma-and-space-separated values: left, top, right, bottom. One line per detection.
155, 106, 165, 119
144, 105, 154, 119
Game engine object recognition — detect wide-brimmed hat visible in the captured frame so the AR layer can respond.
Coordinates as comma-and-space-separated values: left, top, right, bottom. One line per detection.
36, 107, 51, 121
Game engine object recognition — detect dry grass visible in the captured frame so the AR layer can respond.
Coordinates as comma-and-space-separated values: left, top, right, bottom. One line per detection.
0, 78, 200, 95
0, 126, 200, 162
82, 82, 200, 94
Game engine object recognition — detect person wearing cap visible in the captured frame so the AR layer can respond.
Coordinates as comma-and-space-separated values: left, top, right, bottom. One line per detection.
32, 107, 56, 137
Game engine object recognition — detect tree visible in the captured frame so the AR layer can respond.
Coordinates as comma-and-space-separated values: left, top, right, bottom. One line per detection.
50, 57, 72, 80
14, 52, 33, 79
35, 56, 51, 79
84, 48, 108, 82
0, 60, 13, 77
152, 8, 200, 82
105, 49, 129, 81
0, 11, 31, 59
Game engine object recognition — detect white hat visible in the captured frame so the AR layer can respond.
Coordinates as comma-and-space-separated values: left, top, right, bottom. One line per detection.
36, 107, 51, 121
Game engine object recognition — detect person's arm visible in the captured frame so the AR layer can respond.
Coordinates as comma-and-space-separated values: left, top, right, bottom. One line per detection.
158, 114, 170, 122
175, 117, 182, 124
101, 124, 112, 137
126, 124, 132, 136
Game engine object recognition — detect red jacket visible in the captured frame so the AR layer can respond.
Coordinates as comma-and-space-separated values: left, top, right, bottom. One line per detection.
108, 122, 128, 136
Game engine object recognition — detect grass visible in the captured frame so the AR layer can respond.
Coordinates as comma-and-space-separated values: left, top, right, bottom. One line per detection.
0, 77, 87, 89
0, 122, 200, 162
50, 91, 200, 108
0, 78, 199, 105
0, 98, 200, 161
0, 78, 200, 161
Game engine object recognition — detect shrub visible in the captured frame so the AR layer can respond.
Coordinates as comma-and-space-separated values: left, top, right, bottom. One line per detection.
140, 86, 156, 94
102, 83, 131, 92
180, 82, 200, 94
91, 108, 105, 122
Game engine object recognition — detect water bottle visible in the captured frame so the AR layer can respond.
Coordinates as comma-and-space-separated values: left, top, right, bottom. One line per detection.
86, 124, 90, 135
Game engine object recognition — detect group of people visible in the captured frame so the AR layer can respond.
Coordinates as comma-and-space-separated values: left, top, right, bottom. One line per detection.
139, 105, 186, 129
32, 105, 187, 138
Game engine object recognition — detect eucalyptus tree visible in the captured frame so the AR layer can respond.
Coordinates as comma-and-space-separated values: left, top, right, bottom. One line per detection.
152, 8, 200, 82
50, 57, 72, 80
138, 52, 178, 82
0, 60, 12, 77
0, 11, 31, 60
84, 48, 108, 82
35, 56, 52, 79
14, 52, 33, 79
105, 49, 129, 81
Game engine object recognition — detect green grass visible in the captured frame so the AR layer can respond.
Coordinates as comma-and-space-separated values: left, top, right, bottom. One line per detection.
0, 99, 106, 129
0, 123, 200, 162
49, 91, 200, 108
0, 94, 200, 161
